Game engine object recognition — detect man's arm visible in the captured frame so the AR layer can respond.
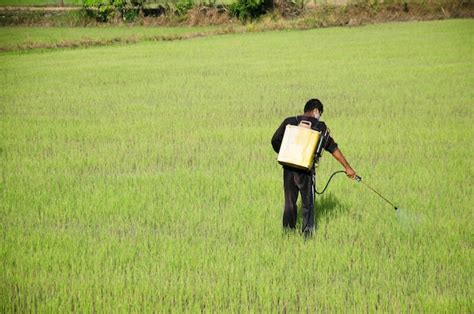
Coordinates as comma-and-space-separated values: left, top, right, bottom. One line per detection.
271, 119, 288, 153
331, 148, 357, 179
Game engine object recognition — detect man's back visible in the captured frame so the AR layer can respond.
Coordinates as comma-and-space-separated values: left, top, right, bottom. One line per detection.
271, 115, 337, 155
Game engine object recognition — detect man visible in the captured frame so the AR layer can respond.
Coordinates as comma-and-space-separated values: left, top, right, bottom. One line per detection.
271, 99, 356, 237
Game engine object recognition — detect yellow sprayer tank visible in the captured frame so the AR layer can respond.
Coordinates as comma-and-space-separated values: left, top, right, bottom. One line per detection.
277, 122, 321, 171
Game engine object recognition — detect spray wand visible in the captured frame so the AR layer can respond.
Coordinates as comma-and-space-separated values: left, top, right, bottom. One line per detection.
314, 171, 399, 211
354, 175, 398, 210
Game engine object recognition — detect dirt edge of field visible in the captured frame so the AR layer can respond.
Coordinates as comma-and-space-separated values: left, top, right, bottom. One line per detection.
0, 29, 240, 52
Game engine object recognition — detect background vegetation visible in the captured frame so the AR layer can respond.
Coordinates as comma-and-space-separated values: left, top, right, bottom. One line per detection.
0, 0, 467, 5
0, 0, 82, 5
0, 0, 470, 26
1, 19, 472, 311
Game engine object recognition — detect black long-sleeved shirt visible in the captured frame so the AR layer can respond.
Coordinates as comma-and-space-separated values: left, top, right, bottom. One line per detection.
271, 115, 338, 154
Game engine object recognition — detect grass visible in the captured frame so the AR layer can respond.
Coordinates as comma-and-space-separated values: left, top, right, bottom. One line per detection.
0, 26, 225, 50
1, 19, 473, 312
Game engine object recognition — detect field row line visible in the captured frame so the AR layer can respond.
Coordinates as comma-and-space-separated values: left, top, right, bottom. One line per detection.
0, 27, 248, 52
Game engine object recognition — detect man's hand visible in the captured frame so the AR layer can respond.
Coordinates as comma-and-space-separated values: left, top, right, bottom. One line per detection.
331, 148, 357, 180
345, 167, 356, 179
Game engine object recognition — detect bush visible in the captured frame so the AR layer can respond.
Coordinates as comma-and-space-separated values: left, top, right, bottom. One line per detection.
229, 0, 267, 20
83, 0, 141, 22
83, 0, 197, 22
175, 0, 194, 16
83, 0, 115, 22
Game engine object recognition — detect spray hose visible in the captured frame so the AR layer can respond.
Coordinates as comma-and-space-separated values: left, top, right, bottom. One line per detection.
314, 170, 346, 195
313, 170, 398, 210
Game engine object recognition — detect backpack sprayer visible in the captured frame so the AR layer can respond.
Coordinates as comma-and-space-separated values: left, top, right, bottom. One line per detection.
277, 121, 399, 210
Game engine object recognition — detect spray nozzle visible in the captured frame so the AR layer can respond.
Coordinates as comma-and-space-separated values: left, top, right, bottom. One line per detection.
355, 175, 362, 182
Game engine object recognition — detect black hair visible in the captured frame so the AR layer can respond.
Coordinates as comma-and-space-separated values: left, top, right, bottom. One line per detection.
304, 98, 324, 114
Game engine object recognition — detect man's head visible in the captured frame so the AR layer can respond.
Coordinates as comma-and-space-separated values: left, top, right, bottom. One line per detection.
304, 98, 324, 120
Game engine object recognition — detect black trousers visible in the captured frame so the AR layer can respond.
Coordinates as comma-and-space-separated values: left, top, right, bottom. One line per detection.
283, 167, 315, 233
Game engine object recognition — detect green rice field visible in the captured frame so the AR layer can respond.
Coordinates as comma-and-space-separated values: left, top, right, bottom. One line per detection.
1, 19, 473, 311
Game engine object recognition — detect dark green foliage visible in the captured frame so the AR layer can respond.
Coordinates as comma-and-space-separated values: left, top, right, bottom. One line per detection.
174, 0, 193, 16
229, 0, 267, 20
83, 0, 118, 22
121, 7, 139, 21
83, 0, 142, 22
83, 0, 195, 22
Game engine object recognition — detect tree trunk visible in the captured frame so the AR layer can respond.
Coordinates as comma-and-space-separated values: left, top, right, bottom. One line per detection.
59, 0, 64, 7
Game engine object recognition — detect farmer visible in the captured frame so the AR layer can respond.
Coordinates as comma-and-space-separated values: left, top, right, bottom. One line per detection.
271, 99, 356, 237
